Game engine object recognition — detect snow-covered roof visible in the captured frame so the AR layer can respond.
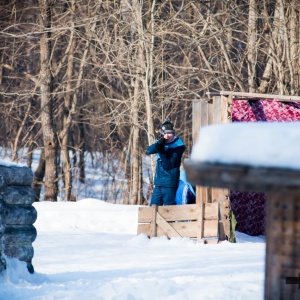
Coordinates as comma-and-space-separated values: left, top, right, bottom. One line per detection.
190, 122, 300, 170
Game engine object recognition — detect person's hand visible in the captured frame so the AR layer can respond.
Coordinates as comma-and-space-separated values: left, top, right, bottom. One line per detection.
155, 135, 165, 152
157, 135, 165, 144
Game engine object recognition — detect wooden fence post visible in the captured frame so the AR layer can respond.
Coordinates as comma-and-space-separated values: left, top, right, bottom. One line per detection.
196, 202, 204, 241
185, 161, 300, 299
150, 205, 157, 238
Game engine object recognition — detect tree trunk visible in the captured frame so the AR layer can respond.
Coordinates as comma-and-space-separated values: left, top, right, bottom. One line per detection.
129, 46, 141, 205
247, 0, 257, 92
32, 148, 45, 202
257, 0, 276, 93
39, 0, 58, 201
78, 109, 86, 184
273, 0, 285, 94
58, 0, 98, 200
130, 57, 142, 205
11, 100, 32, 162
61, 9, 75, 201
289, 0, 299, 94
142, 0, 156, 181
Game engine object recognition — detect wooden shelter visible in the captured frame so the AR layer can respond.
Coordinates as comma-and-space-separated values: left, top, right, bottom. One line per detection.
189, 91, 300, 299
138, 91, 300, 244
192, 91, 300, 240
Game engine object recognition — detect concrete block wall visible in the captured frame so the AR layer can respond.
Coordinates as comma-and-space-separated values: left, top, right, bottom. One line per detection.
0, 165, 37, 274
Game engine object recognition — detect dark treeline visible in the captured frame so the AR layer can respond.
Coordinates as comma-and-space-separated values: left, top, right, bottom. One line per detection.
0, 0, 299, 203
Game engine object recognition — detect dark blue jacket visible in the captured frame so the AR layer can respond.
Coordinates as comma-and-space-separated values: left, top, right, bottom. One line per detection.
146, 136, 185, 188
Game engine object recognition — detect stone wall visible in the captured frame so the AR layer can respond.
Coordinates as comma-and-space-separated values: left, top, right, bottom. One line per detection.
0, 164, 37, 274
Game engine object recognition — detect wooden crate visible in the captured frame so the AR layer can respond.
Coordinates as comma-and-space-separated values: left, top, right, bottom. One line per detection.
137, 203, 218, 242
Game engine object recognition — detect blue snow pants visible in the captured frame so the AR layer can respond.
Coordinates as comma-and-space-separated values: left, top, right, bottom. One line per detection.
150, 186, 177, 206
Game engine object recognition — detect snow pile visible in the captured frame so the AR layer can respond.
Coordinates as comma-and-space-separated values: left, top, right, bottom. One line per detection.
0, 199, 265, 300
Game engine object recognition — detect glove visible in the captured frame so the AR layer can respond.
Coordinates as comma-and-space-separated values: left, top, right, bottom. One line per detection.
155, 136, 165, 152
157, 135, 165, 144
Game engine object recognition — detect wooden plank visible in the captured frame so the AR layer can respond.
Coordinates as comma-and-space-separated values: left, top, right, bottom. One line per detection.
138, 219, 218, 239
204, 203, 218, 219
208, 99, 214, 125
213, 95, 221, 124
220, 95, 229, 124
169, 220, 218, 238
206, 100, 214, 205
150, 205, 157, 238
200, 101, 208, 128
156, 212, 182, 238
210, 96, 221, 207
220, 91, 300, 101
192, 101, 202, 144
203, 220, 219, 237
185, 161, 300, 192
175, 220, 218, 238
219, 94, 232, 240
220, 197, 231, 240
196, 202, 204, 241
225, 95, 233, 122
196, 185, 207, 204
158, 204, 218, 221
216, 188, 227, 241
138, 206, 152, 222
211, 187, 218, 204
193, 100, 210, 205
207, 187, 212, 203
158, 204, 199, 221
159, 221, 197, 237
137, 223, 150, 235
195, 185, 204, 204
138, 204, 217, 223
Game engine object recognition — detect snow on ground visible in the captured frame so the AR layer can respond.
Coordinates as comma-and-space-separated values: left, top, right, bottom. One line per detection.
0, 199, 265, 300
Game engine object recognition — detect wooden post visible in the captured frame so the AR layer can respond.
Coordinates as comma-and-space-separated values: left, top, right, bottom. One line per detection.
150, 205, 157, 238
185, 162, 300, 299
265, 188, 300, 299
196, 202, 204, 242
193, 100, 208, 205
192, 94, 231, 240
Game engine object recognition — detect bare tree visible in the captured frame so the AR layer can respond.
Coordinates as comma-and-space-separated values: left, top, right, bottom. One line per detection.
1, 0, 300, 204
39, 0, 58, 201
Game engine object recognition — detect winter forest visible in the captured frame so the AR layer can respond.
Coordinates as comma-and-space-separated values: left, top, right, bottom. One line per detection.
0, 0, 299, 204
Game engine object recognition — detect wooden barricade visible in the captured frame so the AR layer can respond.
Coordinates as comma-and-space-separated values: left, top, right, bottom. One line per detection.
137, 203, 219, 243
